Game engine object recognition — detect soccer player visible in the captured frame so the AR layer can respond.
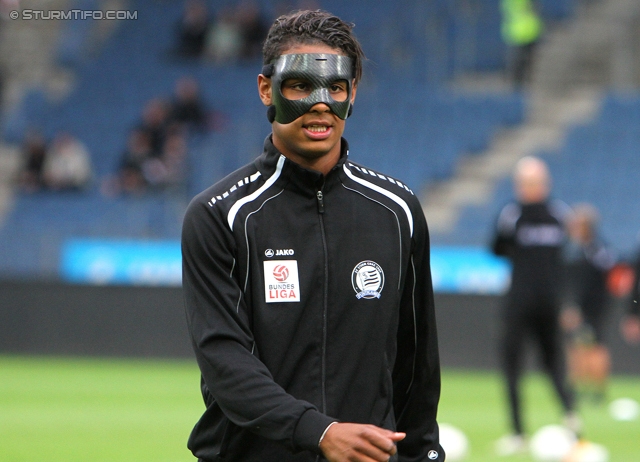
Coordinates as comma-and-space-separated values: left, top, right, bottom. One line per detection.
491, 156, 579, 455
561, 204, 617, 402
181, 10, 444, 462
621, 247, 640, 345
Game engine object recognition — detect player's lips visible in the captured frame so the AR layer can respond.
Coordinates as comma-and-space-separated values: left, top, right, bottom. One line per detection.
302, 121, 332, 140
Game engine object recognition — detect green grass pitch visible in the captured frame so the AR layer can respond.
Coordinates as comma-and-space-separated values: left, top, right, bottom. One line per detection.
1, 355, 638, 461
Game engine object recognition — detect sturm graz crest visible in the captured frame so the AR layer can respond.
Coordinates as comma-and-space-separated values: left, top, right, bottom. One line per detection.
351, 260, 385, 299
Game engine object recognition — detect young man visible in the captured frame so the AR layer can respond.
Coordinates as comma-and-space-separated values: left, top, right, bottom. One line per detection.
491, 157, 578, 456
181, 9, 444, 462
621, 247, 640, 345
561, 204, 617, 402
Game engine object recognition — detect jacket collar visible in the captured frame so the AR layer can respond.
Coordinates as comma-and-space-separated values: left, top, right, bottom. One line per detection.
256, 135, 350, 195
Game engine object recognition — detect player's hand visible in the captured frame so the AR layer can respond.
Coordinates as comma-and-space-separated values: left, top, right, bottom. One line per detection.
319, 422, 405, 462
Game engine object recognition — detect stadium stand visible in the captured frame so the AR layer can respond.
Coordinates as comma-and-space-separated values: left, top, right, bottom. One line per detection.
439, 93, 640, 257
0, 0, 582, 279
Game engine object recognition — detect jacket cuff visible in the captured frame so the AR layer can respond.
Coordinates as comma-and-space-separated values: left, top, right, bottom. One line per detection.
293, 408, 338, 454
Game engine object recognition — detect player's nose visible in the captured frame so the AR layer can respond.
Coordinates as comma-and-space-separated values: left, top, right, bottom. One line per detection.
309, 102, 332, 114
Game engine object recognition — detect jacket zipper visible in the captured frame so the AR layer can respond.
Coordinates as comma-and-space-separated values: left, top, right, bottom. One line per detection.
317, 187, 328, 414
316, 190, 325, 214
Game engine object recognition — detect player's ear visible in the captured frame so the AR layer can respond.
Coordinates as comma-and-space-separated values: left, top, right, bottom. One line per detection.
350, 80, 357, 105
257, 74, 273, 106
346, 80, 357, 118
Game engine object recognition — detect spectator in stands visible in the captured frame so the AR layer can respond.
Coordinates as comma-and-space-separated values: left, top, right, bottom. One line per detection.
154, 130, 188, 189
500, 0, 543, 87
105, 77, 225, 196
236, 0, 269, 60
176, 0, 210, 58
169, 76, 208, 130
621, 243, 640, 345
169, 76, 227, 133
104, 126, 189, 196
491, 156, 578, 456
17, 129, 48, 193
561, 203, 617, 403
111, 128, 154, 195
205, 5, 244, 64
137, 127, 187, 191
138, 98, 171, 156
42, 132, 92, 191
205, 1, 269, 64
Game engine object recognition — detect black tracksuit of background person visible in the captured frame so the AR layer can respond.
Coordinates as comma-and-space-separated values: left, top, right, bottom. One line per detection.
492, 199, 576, 436
564, 236, 616, 344
619, 248, 640, 345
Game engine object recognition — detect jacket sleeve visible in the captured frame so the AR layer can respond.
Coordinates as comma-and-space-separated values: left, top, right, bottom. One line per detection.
393, 204, 445, 462
492, 203, 518, 258
181, 198, 335, 454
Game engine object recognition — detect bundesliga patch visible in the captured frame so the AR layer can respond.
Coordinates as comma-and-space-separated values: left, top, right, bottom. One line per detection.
264, 260, 300, 303
352, 260, 385, 299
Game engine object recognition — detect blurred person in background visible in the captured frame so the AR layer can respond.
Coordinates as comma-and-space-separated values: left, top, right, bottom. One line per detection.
205, 5, 243, 64
169, 76, 228, 132
181, 9, 444, 462
17, 129, 48, 193
205, 1, 270, 64
107, 127, 188, 196
105, 128, 154, 196
491, 156, 578, 456
142, 129, 188, 191
42, 132, 92, 191
500, 0, 543, 87
236, 0, 270, 60
176, 0, 210, 58
138, 98, 171, 156
105, 77, 221, 197
561, 203, 617, 404
169, 76, 209, 131
621, 244, 640, 345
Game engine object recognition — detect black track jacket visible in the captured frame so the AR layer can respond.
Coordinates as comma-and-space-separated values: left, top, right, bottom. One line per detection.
182, 136, 443, 462
492, 200, 571, 314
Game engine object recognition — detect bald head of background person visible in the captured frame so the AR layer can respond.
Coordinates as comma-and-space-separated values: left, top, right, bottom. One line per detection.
513, 156, 551, 204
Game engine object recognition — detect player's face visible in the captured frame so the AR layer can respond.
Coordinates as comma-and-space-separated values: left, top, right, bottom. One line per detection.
258, 43, 357, 175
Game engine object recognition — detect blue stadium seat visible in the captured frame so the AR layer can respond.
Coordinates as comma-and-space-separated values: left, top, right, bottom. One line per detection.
0, 0, 535, 279
438, 94, 640, 256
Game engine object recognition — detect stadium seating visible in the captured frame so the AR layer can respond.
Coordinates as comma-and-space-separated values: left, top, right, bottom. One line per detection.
2, 0, 574, 278
438, 93, 640, 257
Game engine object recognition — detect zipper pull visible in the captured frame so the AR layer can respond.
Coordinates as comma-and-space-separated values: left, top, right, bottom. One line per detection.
316, 190, 325, 214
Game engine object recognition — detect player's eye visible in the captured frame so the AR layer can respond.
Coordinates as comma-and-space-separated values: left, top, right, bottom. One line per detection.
282, 79, 311, 100
329, 81, 348, 102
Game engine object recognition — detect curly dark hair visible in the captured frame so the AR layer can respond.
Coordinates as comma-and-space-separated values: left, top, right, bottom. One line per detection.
262, 10, 365, 84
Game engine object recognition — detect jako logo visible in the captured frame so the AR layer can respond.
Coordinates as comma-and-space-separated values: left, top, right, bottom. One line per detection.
428, 450, 439, 460
264, 248, 294, 257
272, 265, 289, 282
